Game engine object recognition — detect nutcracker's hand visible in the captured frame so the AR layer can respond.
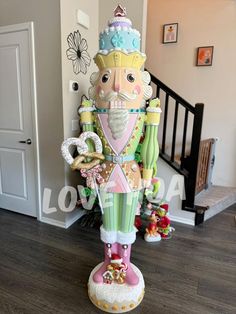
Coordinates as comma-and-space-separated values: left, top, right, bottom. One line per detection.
71, 152, 105, 170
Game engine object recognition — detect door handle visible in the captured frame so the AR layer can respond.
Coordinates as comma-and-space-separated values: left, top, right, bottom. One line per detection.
19, 138, 32, 145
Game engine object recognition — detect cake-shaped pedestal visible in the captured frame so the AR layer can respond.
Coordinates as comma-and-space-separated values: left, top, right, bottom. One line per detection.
88, 263, 145, 313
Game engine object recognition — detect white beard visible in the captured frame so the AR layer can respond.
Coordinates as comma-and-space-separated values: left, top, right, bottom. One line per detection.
108, 108, 129, 139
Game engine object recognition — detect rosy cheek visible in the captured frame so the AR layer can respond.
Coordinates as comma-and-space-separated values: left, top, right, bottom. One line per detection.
134, 85, 141, 95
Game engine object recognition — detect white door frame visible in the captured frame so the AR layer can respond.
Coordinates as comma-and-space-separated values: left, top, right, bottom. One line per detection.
0, 22, 41, 219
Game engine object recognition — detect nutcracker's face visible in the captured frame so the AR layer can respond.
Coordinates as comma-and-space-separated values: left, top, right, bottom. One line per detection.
95, 67, 144, 109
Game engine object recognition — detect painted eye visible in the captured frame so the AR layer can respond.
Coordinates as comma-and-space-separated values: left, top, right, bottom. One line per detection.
127, 73, 135, 82
102, 73, 109, 83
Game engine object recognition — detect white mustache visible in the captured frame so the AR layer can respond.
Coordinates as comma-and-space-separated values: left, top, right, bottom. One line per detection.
99, 90, 138, 101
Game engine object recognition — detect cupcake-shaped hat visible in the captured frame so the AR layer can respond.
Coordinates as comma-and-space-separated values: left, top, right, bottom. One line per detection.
99, 4, 141, 53
95, 4, 146, 70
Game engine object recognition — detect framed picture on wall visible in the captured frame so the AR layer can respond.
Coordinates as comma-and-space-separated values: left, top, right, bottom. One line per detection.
196, 46, 214, 66
163, 23, 178, 44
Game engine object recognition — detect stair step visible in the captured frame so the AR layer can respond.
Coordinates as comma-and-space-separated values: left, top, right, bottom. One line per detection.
195, 185, 236, 221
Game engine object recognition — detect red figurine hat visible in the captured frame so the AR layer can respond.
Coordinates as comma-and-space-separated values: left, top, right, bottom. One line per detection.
160, 203, 169, 212
110, 253, 123, 264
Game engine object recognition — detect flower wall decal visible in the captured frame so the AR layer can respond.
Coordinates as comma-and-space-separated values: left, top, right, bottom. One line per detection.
66, 30, 91, 75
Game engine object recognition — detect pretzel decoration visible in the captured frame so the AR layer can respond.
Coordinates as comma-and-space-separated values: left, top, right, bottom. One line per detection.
71, 152, 104, 170
61, 132, 104, 171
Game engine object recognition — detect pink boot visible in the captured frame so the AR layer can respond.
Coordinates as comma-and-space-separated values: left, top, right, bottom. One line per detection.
93, 243, 118, 283
119, 244, 139, 286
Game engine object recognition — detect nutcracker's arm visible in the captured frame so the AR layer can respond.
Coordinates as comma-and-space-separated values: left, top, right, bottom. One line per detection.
78, 99, 96, 153
73, 100, 105, 187
65, 99, 104, 172
140, 98, 162, 186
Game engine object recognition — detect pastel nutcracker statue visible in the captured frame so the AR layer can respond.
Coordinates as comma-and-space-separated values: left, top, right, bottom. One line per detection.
61, 5, 161, 313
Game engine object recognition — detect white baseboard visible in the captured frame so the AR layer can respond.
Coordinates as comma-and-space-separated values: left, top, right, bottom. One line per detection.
169, 214, 195, 226
65, 210, 85, 228
39, 216, 66, 228
39, 210, 85, 229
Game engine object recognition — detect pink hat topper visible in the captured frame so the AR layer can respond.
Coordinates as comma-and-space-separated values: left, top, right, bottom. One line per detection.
114, 4, 127, 17
109, 4, 131, 28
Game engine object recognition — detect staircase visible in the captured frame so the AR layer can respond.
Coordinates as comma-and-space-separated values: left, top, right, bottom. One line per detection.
195, 185, 236, 221
147, 70, 235, 225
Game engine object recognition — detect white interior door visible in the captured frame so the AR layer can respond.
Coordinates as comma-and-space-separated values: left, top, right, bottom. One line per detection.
0, 23, 38, 217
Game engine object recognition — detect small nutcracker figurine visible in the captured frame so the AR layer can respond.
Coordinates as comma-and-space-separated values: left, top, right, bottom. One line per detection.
156, 204, 172, 239
144, 202, 174, 241
144, 210, 161, 242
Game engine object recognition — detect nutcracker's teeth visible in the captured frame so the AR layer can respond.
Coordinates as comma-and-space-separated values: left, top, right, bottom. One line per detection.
109, 100, 126, 109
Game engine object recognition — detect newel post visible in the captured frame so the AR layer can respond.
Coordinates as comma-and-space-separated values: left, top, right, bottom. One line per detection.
183, 103, 204, 210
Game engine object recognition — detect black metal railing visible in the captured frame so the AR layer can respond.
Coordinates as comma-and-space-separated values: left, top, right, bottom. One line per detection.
147, 70, 204, 212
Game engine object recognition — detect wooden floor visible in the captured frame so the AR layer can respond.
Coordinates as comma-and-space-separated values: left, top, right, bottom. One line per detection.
0, 206, 235, 314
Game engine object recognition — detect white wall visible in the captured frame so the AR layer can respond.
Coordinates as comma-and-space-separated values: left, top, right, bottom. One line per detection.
60, 0, 99, 184
146, 0, 236, 187
60, 0, 99, 224
157, 159, 195, 225
60, 0, 99, 139
0, 0, 66, 223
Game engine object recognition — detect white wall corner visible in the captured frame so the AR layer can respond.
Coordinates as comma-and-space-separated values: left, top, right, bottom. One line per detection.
39, 216, 67, 228
40, 208, 86, 229
157, 159, 196, 225
65, 208, 86, 228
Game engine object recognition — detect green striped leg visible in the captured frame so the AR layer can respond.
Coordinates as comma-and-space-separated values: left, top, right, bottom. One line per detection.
119, 191, 139, 233
100, 191, 139, 233
100, 191, 119, 231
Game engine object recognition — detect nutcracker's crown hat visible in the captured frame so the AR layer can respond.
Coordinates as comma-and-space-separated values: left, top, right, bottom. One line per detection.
94, 51, 146, 70
94, 5, 146, 70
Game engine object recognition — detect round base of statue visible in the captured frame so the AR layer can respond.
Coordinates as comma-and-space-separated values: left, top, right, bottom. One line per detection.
88, 263, 145, 313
